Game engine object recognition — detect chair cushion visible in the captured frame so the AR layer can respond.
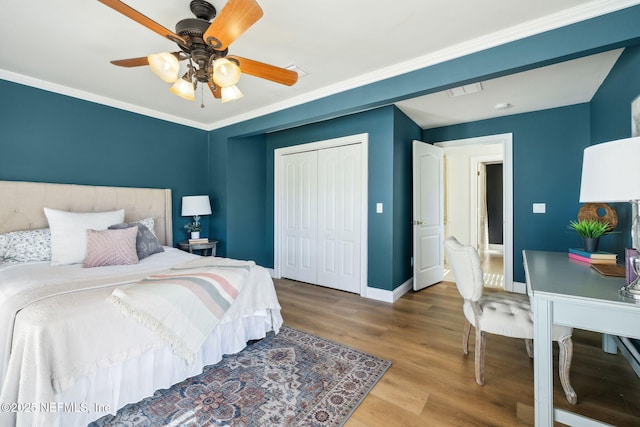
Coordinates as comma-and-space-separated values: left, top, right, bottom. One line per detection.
463, 292, 572, 341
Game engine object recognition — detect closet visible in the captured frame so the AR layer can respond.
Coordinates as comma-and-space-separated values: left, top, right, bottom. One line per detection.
279, 142, 363, 294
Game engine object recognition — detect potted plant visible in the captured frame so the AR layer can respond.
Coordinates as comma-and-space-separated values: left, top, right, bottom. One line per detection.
568, 219, 610, 252
184, 221, 202, 239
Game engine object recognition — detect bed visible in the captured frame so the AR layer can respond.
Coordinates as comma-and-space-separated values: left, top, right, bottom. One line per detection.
0, 180, 283, 427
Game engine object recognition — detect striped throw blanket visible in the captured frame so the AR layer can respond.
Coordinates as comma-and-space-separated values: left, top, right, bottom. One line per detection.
109, 262, 249, 363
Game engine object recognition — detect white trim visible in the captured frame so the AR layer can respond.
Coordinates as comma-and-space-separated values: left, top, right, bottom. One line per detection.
435, 133, 514, 293
2, 0, 637, 130
273, 133, 369, 297
366, 278, 413, 303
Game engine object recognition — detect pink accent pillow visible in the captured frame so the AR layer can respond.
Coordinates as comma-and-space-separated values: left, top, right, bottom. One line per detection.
83, 227, 139, 268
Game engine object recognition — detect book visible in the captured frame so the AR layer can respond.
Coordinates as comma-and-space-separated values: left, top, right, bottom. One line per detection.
188, 238, 209, 244
591, 264, 626, 277
568, 248, 617, 260
568, 252, 617, 264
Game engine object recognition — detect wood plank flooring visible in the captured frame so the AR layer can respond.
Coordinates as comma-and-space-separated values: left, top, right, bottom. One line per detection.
275, 279, 640, 426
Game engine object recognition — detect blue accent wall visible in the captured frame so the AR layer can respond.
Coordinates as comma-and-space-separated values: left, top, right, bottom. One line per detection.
424, 105, 591, 283
265, 106, 398, 290
590, 44, 640, 251
0, 80, 209, 245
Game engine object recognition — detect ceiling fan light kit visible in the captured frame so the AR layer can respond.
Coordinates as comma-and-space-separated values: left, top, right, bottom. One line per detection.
98, 0, 298, 104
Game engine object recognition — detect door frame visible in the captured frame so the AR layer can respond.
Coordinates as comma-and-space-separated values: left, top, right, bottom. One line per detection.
470, 154, 503, 253
273, 133, 369, 296
435, 133, 514, 293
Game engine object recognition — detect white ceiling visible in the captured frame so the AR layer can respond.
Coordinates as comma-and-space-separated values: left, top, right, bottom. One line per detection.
0, 0, 637, 131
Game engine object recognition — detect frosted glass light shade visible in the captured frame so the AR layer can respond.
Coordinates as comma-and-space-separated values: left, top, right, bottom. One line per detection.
169, 77, 195, 101
221, 85, 244, 103
579, 137, 640, 203
181, 196, 212, 216
213, 58, 241, 87
147, 53, 180, 83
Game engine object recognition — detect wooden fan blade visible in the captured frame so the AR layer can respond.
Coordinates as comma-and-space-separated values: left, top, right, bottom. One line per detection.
203, 0, 263, 50
110, 52, 184, 68
97, 0, 186, 47
208, 81, 221, 99
229, 56, 298, 86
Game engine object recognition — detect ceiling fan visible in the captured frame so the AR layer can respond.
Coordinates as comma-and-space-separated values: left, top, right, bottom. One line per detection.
98, 0, 298, 103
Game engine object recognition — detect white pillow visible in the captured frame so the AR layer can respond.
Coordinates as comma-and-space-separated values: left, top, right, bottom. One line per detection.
44, 208, 125, 265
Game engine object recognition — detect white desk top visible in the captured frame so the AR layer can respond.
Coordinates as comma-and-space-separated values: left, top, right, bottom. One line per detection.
524, 250, 628, 304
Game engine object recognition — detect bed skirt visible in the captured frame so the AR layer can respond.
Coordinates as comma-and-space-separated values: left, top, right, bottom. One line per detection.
36, 310, 281, 427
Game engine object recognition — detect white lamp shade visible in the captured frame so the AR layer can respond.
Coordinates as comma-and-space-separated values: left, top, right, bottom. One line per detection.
579, 136, 640, 202
213, 58, 241, 87
221, 85, 244, 103
169, 78, 195, 101
181, 196, 212, 216
147, 53, 180, 83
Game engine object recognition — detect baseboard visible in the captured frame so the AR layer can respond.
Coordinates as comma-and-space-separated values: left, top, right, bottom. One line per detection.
365, 277, 413, 303
512, 281, 526, 294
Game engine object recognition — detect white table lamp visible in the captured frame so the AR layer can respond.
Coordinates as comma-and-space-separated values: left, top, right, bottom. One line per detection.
181, 195, 212, 230
579, 136, 640, 299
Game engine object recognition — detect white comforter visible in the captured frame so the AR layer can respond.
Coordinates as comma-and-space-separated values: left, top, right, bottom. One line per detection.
0, 248, 282, 426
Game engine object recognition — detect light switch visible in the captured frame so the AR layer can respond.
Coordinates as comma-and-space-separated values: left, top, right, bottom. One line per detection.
376, 203, 383, 213
533, 203, 546, 214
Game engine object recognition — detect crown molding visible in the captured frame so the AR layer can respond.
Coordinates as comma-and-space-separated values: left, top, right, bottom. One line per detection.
0, 69, 211, 131
2, 0, 638, 132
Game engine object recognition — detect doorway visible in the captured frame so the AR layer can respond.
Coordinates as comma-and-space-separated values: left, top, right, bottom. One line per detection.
435, 133, 513, 292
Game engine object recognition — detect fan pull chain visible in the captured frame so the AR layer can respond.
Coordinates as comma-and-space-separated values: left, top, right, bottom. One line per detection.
200, 84, 205, 108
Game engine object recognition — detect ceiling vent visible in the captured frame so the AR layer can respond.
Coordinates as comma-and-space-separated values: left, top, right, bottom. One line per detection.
448, 82, 483, 97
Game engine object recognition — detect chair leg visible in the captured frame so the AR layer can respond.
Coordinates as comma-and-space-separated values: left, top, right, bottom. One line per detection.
525, 339, 533, 358
558, 337, 577, 404
475, 329, 486, 385
463, 319, 471, 355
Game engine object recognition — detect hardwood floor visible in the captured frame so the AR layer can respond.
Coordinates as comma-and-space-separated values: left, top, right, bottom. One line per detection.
275, 279, 640, 426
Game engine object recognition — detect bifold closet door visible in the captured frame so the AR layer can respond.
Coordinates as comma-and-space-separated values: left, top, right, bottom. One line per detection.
281, 150, 318, 284
280, 143, 362, 293
317, 144, 361, 293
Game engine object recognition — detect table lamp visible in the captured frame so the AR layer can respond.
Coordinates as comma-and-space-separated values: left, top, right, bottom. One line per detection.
181, 195, 212, 235
579, 136, 640, 299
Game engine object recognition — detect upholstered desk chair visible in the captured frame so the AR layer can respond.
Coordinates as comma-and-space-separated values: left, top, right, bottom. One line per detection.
443, 236, 577, 404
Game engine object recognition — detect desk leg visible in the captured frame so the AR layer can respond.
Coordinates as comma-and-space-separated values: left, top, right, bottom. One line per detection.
533, 297, 554, 427
602, 333, 618, 354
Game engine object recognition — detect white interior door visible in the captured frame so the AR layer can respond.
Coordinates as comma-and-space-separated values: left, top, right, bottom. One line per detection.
317, 144, 362, 293
281, 150, 318, 284
412, 140, 445, 291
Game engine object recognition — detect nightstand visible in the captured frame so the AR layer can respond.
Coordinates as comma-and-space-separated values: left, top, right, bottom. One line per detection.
178, 240, 218, 257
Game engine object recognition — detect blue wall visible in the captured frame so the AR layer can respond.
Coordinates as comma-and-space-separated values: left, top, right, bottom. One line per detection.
590, 44, 640, 251
0, 80, 209, 245
264, 106, 398, 290
424, 105, 592, 283
423, 43, 640, 283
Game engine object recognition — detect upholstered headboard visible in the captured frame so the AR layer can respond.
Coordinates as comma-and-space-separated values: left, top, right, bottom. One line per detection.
0, 180, 173, 246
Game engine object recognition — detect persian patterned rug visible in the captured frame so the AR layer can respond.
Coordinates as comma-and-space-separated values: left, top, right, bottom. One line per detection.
89, 325, 390, 426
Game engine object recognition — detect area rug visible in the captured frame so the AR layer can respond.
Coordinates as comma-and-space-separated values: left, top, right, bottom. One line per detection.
89, 325, 391, 426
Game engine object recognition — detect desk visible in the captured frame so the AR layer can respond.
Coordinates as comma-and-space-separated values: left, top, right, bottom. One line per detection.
523, 250, 640, 426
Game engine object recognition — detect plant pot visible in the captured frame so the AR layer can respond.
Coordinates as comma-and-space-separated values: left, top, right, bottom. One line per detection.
582, 237, 599, 253
191, 231, 200, 239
